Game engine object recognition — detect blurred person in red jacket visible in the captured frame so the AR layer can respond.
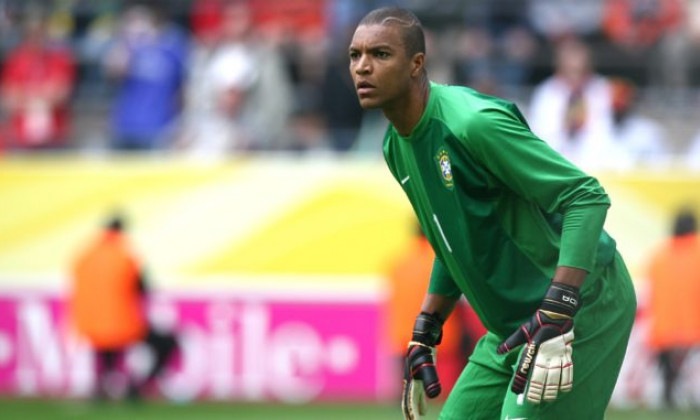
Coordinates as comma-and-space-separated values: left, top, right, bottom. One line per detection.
70, 212, 177, 401
0, 12, 75, 150
603, 0, 683, 49
647, 207, 700, 409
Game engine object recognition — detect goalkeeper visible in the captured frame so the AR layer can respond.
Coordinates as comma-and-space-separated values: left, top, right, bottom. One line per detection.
348, 7, 636, 420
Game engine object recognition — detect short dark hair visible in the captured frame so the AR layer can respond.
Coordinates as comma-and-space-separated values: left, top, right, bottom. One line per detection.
104, 212, 126, 232
673, 208, 697, 236
358, 7, 425, 57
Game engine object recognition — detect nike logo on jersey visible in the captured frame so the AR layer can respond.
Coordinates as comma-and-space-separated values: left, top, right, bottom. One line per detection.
401, 175, 410, 185
504, 416, 527, 420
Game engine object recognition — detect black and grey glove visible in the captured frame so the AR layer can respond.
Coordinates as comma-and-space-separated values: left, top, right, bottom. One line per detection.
402, 312, 443, 420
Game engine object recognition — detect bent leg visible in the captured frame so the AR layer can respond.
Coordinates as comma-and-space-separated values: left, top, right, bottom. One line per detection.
439, 333, 517, 420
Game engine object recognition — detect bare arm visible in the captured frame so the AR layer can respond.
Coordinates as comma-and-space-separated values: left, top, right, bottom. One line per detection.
552, 266, 587, 289
420, 293, 459, 322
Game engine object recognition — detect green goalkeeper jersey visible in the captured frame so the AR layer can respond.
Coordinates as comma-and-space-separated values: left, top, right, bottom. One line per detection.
383, 82, 617, 337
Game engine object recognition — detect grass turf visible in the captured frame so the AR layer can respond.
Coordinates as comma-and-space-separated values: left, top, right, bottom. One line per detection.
0, 398, 698, 419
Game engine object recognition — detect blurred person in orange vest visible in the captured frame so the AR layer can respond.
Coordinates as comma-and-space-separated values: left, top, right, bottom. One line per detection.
386, 224, 485, 398
647, 207, 700, 409
70, 212, 177, 401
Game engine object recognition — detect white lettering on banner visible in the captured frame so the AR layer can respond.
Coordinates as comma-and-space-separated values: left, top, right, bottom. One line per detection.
16, 300, 64, 393
269, 322, 324, 402
240, 302, 268, 401
325, 336, 358, 374
156, 300, 362, 403
4, 296, 363, 402
0, 331, 14, 366
208, 302, 236, 399
159, 327, 208, 402
64, 338, 94, 397
14, 299, 93, 396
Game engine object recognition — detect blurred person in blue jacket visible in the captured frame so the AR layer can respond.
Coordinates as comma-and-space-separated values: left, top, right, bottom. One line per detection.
104, 1, 188, 151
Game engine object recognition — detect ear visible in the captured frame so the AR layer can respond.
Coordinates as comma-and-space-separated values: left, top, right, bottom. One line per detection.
410, 52, 425, 78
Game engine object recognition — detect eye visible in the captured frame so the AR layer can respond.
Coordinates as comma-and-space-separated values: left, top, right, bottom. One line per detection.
374, 51, 390, 58
349, 51, 360, 60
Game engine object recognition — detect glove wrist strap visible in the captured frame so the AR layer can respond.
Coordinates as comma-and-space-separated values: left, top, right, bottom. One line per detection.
541, 282, 581, 317
407, 340, 434, 349
411, 312, 444, 346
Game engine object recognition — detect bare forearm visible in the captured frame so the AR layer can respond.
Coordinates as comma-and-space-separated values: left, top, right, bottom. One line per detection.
552, 266, 587, 289
420, 293, 459, 321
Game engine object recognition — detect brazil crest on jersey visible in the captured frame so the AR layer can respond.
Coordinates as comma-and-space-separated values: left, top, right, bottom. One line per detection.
383, 83, 617, 336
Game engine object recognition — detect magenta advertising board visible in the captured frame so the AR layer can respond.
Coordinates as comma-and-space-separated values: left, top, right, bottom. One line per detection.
0, 290, 389, 402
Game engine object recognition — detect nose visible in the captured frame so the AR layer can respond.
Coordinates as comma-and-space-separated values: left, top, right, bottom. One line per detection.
354, 54, 371, 75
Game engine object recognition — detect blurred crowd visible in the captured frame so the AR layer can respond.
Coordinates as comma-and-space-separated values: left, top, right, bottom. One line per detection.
2, 0, 700, 168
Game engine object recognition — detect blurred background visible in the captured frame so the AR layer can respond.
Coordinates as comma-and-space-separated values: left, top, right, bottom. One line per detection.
1, 0, 700, 419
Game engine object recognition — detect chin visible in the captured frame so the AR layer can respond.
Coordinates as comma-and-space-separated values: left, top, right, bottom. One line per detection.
358, 96, 383, 109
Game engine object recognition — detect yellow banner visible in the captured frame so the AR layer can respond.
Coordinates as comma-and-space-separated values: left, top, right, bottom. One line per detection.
1, 157, 698, 288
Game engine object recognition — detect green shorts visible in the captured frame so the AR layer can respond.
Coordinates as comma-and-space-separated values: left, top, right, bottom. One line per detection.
439, 252, 637, 420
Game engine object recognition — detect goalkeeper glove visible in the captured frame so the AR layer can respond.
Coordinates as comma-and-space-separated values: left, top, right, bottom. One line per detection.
497, 282, 580, 404
402, 312, 443, 420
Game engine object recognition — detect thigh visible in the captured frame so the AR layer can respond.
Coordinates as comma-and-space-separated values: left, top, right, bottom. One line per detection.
439, 333, 515, 420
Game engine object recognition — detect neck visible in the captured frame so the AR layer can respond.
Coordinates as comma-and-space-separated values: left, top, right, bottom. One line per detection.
383, 76, 430, 137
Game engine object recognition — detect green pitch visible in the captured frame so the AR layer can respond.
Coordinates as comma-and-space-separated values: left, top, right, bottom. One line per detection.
0, 398, 697, 420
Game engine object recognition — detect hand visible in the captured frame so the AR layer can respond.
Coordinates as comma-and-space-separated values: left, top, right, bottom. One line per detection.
402, 312, 443, 420
497, 282, 580, 404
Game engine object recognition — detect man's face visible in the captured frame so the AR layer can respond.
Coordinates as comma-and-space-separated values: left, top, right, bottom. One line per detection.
556, 44, 591, 89
348, 24, 416, 109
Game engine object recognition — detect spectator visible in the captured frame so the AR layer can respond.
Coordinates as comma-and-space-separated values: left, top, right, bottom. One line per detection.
527, 0, 605, 42
454, 0, 537, 97
602, 0, 683, 50
75, 2, 120, 98
452, 27, 495, 92
70, 212, 177, 401
104, 3, 188, 151
528, 37, 630, 170
685, 131, 700, 170
178, 0, 257, 157
189, 0, 223, 43
646, 207, 700, 409
497, 25, 538, 95
0, 11, 75, 150
178, 0, 292, 156
609, 77, 668, 167
602, 0, 686, 92
319, 25, 364, 152
285, 104, 331, 152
